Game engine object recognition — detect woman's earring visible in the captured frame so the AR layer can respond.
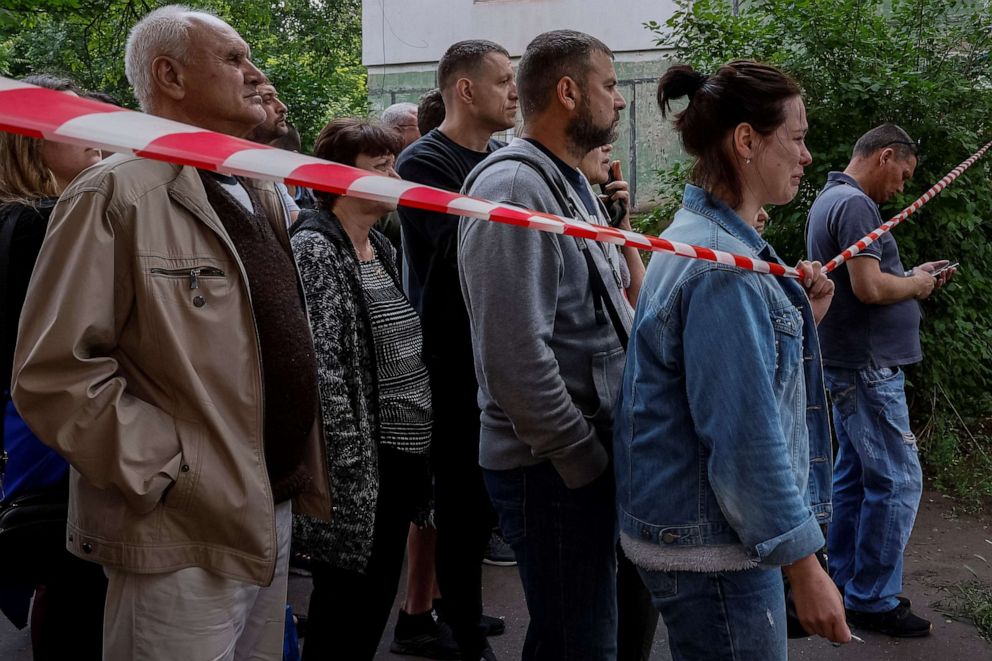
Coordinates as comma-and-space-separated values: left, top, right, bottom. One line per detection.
745, 157, 752, 165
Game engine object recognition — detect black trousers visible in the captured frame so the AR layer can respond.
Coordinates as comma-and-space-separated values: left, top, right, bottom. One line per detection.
431, 396, 496, 657
30, 550, 107, 661
302, 451, 416, 661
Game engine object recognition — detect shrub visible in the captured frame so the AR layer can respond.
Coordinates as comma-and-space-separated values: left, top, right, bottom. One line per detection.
644, 0, 992, 500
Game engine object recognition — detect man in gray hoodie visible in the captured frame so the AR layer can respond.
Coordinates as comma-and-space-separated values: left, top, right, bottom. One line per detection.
458, 30, 644, 660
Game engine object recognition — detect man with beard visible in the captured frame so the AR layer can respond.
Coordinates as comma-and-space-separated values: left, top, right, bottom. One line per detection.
393, 40, 518, 661
247, 79, 300, 225
458, 30, 639, 660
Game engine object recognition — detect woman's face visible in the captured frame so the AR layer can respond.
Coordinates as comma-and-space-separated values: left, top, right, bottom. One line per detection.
40, 93, 101, 191
750, 96, 812, 206
40, 140, 102, 190
353, 151, 399, 212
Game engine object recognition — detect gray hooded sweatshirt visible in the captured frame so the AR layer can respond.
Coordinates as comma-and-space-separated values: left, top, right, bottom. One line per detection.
458, 138, 633, 488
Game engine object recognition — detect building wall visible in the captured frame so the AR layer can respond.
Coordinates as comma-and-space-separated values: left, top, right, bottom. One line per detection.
363, 1, 682, 209
362, 0, 676, 67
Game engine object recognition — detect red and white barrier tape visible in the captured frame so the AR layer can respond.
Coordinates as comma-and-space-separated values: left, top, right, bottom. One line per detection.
0, 76, 800, 278
1, 77, 986, 279
824, 140, 992, 273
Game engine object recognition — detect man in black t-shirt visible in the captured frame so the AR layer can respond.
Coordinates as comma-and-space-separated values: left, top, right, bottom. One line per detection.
393, 39, 518, 661
807, 124, 954, 638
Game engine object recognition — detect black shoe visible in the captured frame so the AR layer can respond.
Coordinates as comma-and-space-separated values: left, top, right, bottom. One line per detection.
481, 613, 505, 637
390, 609, 461, 660
846, 602, 933, 637
480, 644, 499, 661
483, 530, 516, 567
288, 549, 312, 576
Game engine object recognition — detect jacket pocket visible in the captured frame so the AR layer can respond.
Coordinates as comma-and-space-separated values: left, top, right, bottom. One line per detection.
770, 305, 803, 387
144, 258, 231, 309
589, 346, 626, 426
162, 419, 203, 512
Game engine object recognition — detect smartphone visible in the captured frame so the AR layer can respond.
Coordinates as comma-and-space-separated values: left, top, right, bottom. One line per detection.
931, 261, 959, 277
600, 161, 628, 228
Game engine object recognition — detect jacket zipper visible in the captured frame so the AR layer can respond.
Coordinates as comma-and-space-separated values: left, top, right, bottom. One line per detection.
150, 266, 226, 290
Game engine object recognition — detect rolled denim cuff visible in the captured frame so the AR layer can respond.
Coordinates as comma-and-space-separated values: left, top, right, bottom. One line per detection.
753, 513, 825, 566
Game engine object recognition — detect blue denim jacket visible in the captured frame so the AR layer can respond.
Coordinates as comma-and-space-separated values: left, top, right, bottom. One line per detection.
615, 185, 832, 572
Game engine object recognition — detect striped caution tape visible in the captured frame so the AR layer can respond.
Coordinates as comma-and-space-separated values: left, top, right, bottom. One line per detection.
0, 76, 801, 279
824, 140, 992, 273
1, 76, 985, 279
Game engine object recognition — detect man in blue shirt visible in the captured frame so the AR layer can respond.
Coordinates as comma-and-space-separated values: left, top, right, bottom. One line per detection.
807, 124, 954, 638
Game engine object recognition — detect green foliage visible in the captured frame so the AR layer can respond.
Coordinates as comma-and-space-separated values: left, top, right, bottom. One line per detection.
936, 580, 992, 641
0, 0, 367, 148
644, 1, 992, 500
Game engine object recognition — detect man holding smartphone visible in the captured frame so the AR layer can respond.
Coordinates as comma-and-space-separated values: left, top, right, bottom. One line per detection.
806, 124, 955, 639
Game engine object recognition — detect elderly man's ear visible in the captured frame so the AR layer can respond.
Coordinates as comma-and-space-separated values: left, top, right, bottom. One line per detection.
152, 55, 187, 102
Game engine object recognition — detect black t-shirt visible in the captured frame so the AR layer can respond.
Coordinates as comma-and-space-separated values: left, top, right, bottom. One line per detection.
524, 138, 599, 216
395, 129, 504, 405
396, 128, 504, 307
1, 200, 55, 392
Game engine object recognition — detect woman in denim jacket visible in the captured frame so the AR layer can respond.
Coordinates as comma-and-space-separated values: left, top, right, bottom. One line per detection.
614, 61, 851, 658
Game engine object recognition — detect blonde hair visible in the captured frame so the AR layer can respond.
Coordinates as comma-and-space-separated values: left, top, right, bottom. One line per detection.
0, 75, 80, 206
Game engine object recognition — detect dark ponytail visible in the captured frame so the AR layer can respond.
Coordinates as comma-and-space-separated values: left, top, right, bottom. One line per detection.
656, 65, 708, 117
657, 60, 801, 208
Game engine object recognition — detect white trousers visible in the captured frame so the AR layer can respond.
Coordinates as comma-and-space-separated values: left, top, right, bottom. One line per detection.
102, 500, 292, 661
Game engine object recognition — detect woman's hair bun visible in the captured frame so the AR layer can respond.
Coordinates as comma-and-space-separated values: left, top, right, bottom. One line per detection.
656, 65, 709, 118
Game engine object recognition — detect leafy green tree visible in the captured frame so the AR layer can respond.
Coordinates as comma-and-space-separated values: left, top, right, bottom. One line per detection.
0, 0, 367, 148
642, 0, 992, 505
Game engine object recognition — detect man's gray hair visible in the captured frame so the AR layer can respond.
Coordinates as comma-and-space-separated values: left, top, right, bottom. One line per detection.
381, 102, 418, 127
125, 4, 219, 111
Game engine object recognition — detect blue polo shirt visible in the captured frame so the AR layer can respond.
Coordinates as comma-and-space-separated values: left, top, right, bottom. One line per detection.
806, 172, 922, 369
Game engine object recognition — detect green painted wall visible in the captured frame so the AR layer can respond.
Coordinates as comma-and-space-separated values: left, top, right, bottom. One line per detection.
368, 55, 682, 210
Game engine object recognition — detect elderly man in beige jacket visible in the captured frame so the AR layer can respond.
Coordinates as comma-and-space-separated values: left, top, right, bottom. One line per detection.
12, 5, 329, 659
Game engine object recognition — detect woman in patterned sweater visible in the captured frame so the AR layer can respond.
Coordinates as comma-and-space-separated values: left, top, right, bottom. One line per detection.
291, 118, 432, 660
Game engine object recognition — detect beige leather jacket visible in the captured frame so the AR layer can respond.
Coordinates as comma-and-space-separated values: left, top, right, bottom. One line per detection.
12, 154, 331, 586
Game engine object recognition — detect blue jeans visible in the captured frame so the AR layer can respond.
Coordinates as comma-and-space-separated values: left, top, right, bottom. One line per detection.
638, 566, 787, 661
483, 461, 618, 661
824, 365, 923, 613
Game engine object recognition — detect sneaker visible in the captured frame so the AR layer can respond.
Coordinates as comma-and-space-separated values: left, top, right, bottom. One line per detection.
846, 602, 933, 637
483, 530, 516, 567
390, 609, 461, 660
481, 613, 505, 637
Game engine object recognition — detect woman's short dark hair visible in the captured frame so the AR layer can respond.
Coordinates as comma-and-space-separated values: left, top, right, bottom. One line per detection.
657, 60, 801, 208
312, 117, 402, 210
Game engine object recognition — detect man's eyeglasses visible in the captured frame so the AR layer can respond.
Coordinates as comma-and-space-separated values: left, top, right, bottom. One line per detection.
882, 139, 920, 155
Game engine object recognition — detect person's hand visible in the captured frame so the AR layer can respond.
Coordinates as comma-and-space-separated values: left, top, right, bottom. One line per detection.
783, 554, 852, 644
909, 266, 937, 299
796, 260, 835, 325
919, 259, 956, 289
600, 167, 632, 230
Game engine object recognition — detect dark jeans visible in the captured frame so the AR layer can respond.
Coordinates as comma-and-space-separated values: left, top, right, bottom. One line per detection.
302, 453, 415, 661
638, 566, 787, 661
617, 544, 659, 661
432, 405, 496, 657
484, 461, 618, 661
